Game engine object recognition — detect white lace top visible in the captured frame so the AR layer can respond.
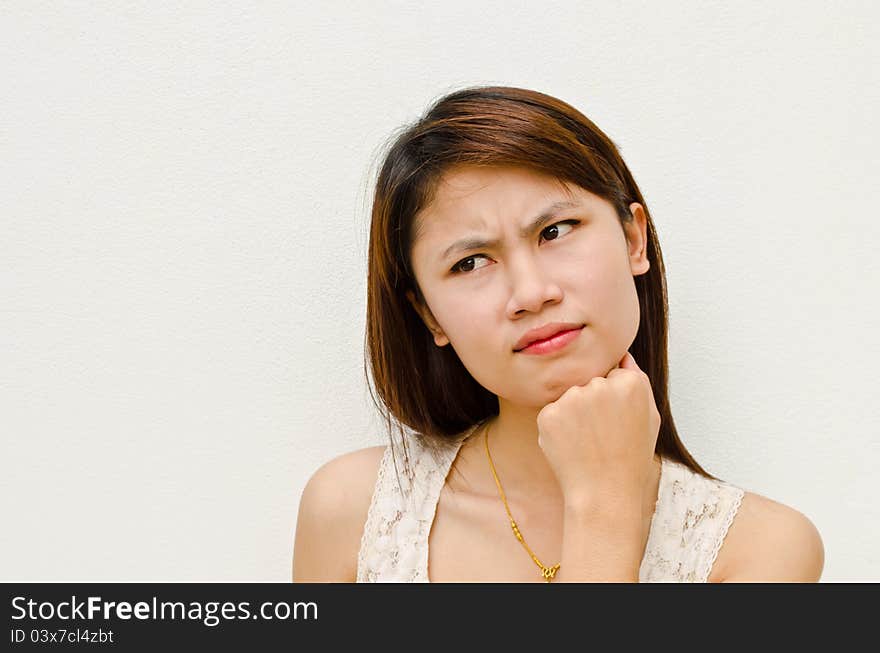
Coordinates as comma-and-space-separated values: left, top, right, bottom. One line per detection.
357, 424, 745, 583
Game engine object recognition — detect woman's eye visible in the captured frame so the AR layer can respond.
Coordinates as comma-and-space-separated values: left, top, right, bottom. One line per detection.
540, 220, 578, 242
450, 220, 580, 274
451, 254, 490, 274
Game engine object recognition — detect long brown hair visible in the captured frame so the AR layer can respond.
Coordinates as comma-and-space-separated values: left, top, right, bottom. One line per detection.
363, 85, 719, 485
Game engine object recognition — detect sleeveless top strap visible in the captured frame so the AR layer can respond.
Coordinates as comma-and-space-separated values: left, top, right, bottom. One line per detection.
639, 458, 745, 582
356, 429, 472, 582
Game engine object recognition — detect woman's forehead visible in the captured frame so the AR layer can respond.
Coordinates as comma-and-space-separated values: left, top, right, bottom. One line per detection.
434, 165, 571, 205
415, 166, 580, 235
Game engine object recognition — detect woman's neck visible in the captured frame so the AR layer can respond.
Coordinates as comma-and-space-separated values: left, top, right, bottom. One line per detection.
481, 407, 562, 502
458, 400, 662, 517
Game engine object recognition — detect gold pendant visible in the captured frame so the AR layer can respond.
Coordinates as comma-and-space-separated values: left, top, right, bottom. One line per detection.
542, 565, 560, 582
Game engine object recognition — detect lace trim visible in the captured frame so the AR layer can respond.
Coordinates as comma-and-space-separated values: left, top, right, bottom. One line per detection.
638, 459, 746, 583
637, 456, 669, 581
355, 445, 393, 582
698, 483, 745, 582
413, 444, 458, 582
357, 427, 477, 582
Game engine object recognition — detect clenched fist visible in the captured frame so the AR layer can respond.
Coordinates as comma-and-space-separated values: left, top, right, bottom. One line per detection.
536, 350, 661, 509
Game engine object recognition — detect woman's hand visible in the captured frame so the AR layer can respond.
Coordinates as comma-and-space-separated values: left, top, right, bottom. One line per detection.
536, 350, 661, 511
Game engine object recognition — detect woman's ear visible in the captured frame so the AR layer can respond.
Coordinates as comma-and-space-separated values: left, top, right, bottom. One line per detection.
405, 290, 450, 347
625, 202, 651, 276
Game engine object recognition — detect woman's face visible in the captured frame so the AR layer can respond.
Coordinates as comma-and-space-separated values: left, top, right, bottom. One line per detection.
407, 165, 650, 409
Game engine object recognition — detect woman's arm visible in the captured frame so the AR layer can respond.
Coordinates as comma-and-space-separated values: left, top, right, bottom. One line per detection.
715, 492, 825, 583
553, 493, 645, 582
536, 351, 660, 582
291, 446, 386, 582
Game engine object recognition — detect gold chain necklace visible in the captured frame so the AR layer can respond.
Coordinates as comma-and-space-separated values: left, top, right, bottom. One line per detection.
484, 422, 561, 583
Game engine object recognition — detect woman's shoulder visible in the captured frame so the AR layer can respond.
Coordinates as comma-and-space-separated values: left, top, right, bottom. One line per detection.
712, 489, 825, 582
292, 444, 388, 582
310, 444, 389, 485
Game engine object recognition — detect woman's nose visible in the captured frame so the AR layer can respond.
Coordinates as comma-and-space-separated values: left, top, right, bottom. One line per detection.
505, 254, 563, 316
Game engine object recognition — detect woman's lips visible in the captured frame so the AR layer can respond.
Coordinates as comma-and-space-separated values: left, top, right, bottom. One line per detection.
516, 326, 584, 355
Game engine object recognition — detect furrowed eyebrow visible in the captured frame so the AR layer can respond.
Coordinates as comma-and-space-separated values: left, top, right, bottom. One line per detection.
439, 200, 582, 263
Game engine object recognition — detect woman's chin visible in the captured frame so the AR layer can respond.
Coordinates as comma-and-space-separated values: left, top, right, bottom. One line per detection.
538, 367, 610, 398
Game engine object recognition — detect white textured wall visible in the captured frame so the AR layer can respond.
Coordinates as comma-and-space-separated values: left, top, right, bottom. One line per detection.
2, 1, 877, 582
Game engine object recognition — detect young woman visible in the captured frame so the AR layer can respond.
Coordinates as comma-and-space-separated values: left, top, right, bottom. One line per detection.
292, 85, 824, 582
